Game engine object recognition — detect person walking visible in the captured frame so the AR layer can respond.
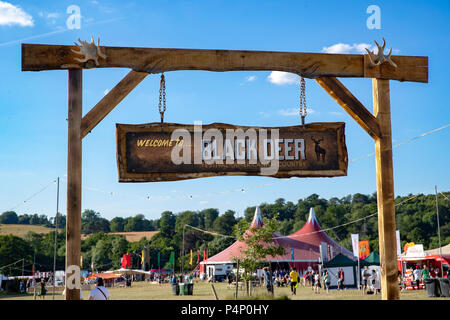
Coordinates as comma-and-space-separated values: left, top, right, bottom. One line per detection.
362, 266, 370, 293
263, 267, 273, 294
89, 277, 109, 300
289, 268, 299, 295
420, 265, 429, 289
323, 270, 330, 294
370, 269, 378, 295
413, 266, 421, 289
337, 268, 345, 291
39, 279, 47, 300
313, 271, 321, 294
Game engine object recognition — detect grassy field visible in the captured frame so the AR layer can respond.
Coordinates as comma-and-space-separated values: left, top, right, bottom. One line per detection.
81, 231, 159, 242
0, 281, 443, 300
0, 224, 56, 237
0, 224, 158, 243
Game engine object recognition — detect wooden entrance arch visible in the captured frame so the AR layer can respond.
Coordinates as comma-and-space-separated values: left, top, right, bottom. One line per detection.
21, 41, 428, 300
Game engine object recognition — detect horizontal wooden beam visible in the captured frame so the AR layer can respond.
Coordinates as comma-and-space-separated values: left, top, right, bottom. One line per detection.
316, 77, 382, 139
22, 44, 428, 83
80, 70, 148, 139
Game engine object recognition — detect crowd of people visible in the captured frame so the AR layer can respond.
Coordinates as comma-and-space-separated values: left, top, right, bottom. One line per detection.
260, 266, 350, 295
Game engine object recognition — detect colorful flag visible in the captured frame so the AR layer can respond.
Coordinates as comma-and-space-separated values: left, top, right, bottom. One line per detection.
206, 249, 208, 261
91, 260, 94, 271
157, 252, 161, 267
351, 234, 359, 258
203, 250, 206, 262
396, 230, 401, 256
80, 255, 83, 267
169, 251, 175, 267
121, 253, 131, 268
189, 249, 193, 265
141, 250, 145, 265
359, 240, 370, 259
197, 249, 200, 264
291, 248, 295, 261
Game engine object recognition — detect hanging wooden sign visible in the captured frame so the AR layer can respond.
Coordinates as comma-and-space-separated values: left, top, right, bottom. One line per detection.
116, 122, 348, 182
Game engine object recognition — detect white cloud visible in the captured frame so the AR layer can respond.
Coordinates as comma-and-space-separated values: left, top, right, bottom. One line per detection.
329, 111, 343, 116
199, 201, 208, 205
322, 43, 374, 54
246, 75, 257, 82
267, 71, 299, 85
0, 1, 33, 26
322, 42, 400, 55
278, 108, 315, 117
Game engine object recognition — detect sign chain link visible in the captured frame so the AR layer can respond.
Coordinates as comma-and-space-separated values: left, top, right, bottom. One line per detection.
158, 73, 166, 131
299, 76, 307, 125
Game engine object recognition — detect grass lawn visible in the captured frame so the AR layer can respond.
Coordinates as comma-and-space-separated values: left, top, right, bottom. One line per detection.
0, 281, 443, 300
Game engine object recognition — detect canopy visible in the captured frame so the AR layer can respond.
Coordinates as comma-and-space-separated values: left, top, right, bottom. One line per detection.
324, 253, 357, 268
426, 243, 450, 255
360, 251, 380, 266
111, 268, 144, 275
87, 272, 122, 280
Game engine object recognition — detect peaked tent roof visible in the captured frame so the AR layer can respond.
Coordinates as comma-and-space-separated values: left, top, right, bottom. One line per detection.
360, 251, 380, 266
206, 207, 343, 264
287, 208, 354, 259
324, 253, 357, 268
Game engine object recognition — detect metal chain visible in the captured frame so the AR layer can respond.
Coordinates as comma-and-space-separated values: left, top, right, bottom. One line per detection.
299, 76, 307, 125
158, 73, 166, 130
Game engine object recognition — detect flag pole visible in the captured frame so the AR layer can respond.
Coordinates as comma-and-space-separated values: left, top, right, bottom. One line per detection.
435, 186, 443, 277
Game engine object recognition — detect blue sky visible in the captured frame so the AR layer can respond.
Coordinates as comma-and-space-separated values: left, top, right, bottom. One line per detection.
0, 0, 449, 221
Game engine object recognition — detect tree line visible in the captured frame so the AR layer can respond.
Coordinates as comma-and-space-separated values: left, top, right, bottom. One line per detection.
0, 191, 448, 276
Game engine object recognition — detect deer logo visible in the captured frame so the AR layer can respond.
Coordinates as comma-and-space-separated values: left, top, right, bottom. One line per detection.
311, 136, 326, 162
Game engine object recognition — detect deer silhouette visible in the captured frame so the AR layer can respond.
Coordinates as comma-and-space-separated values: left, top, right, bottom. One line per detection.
311, 136, 326, 162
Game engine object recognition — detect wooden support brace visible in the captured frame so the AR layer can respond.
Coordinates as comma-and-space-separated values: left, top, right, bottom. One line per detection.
316, 77, 382, 140
81, 70, 148, 139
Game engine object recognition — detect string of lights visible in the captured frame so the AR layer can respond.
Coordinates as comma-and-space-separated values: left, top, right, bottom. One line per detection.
3, 123, 449, 211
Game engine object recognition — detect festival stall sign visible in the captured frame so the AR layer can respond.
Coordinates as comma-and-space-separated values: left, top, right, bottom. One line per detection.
116, 122, 348, 182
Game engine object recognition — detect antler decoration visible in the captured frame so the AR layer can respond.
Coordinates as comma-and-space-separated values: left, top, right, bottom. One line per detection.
71, 37, 107, 66
365, 38, 397, 68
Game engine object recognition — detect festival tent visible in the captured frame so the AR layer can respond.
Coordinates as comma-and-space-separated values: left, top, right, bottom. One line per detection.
360, 251, 380, 266
426, 243, 450, 256
323, 253, 358, 288
204, 207, 352, 273
287, 208, 354, 260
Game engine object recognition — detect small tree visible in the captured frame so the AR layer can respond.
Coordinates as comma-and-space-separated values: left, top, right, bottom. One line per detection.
232, 214, 285, 296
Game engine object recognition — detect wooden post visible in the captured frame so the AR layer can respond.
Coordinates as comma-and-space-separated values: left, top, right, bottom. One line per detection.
372, 79, 399, 300
65, 69, 82, 300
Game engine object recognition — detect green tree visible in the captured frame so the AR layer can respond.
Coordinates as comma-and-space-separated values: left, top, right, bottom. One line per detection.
110, 217, 125, 232
233, 214, 285, 296
0, 211, 19, 224
213, 210, 236, 235
160, 211, 176, 238
0, 235, 33, 276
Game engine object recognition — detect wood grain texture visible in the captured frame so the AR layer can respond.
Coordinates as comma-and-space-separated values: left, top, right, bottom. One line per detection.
21, 44, 428, 83
66, 69, 82, 300
81, 70, 148, 139
116, 122, 348, 182
316, 77, 381, 139
373, 78, 400, 300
